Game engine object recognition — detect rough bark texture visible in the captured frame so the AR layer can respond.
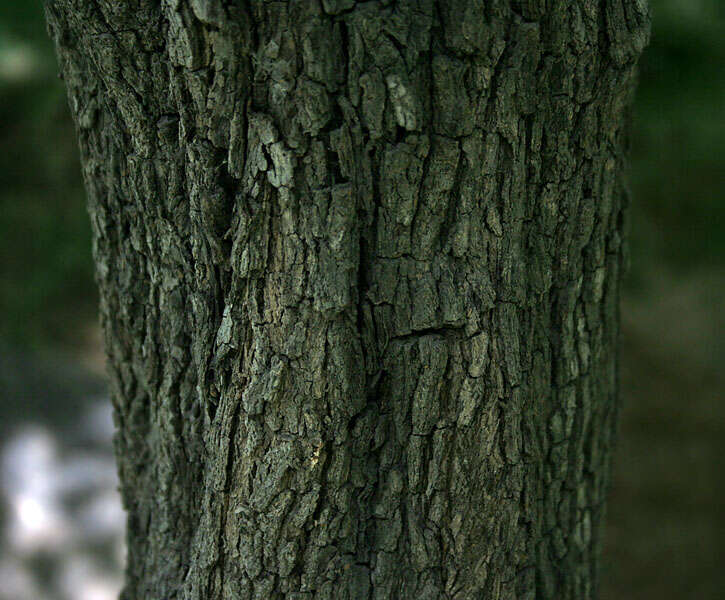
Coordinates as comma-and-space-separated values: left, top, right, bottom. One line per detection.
45, 1, 648, 598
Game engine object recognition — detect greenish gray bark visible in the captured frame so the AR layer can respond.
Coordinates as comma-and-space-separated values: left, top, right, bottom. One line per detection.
45, 1, 648, 598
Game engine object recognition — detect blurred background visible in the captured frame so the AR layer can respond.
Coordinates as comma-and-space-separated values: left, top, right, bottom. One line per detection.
0, 1, 722, 598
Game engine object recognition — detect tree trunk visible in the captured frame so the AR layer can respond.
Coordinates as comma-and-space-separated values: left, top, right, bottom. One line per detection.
45, 1, 648, 598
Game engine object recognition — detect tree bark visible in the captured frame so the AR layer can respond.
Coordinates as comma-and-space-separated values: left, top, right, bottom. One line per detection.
45, 1, 648, 598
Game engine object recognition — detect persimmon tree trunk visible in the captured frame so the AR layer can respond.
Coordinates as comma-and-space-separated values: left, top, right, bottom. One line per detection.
45, 1, 648, 598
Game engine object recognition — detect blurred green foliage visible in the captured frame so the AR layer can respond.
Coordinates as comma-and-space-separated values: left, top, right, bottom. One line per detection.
0, 4, 46, 39
0, 5, 95, 348
628, 0, 725, 274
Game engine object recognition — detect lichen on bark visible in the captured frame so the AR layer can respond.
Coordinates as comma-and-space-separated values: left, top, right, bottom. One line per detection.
45, 1, 649, 598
